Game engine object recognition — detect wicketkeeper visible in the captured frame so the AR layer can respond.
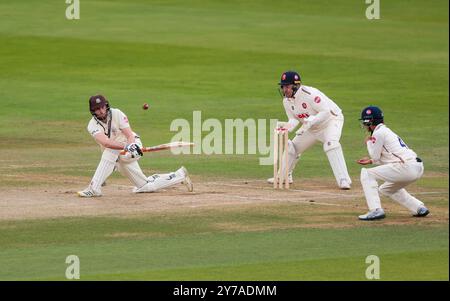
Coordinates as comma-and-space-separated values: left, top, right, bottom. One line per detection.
77, 95, 193, 197
268, 71, 352, 190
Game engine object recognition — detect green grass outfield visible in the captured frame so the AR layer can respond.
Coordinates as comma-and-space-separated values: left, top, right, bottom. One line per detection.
0, 208, 448, 281
0, 0, 448, 280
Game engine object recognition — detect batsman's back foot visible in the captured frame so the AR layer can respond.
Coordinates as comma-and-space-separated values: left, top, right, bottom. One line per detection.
180, 166, 193, 192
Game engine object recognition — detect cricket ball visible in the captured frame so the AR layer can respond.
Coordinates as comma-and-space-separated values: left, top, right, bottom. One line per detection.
142, 103, 149, 110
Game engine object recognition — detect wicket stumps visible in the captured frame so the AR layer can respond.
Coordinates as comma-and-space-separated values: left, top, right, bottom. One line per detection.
273, 126, 289, 189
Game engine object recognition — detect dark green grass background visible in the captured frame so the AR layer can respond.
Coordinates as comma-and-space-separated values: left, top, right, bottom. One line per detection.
0, 0, 448, 280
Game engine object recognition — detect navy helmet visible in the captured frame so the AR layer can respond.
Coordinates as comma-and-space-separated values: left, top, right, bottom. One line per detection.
360, 106, 384, 126
278, 71, 301, 86
278, 71, 301, 97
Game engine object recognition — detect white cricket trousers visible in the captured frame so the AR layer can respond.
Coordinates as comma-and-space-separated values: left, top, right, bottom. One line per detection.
360, 160, 425, 213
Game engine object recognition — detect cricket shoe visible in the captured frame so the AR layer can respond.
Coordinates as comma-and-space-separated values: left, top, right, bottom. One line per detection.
77, 188, 102, 198
339, 179, 351, 190
358, 208, 386, 221
413, 206, 430, 217
267, 173, 293, 184
179, 166, 193, 192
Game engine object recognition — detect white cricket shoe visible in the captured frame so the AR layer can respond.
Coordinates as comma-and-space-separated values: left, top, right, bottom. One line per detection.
77, 188, 102, 198
267, 173, 293, 184
358, 208, 386, 221
179, 166, 193, 192
339, 179, 351, 190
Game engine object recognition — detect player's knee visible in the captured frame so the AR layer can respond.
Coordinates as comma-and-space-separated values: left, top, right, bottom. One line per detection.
323, 140, 340, 153
378, 184, 395, 196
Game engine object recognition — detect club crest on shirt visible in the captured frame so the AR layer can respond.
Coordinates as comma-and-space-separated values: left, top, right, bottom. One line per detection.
302, 103, 307, 109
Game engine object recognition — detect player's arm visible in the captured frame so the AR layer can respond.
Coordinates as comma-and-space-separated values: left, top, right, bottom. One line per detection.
121, 127, 137, 145
116, 109, 137, 145
306, 95, 333, 128
117, 111, 143, 156
365, 133, 383, 164
93, 132, 127, 150
279, 101, 300, 132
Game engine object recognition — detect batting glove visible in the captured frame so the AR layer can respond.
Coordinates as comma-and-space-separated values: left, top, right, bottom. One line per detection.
125, 143, 143, 158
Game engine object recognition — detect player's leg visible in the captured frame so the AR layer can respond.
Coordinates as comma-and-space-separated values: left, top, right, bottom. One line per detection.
78, 149, 119, 197
377, 163, 428, 216
321, 117, 352, 189
380, 184, 427, 215
116, 160, 149, 190
148, 173, 171, 181
359, 167, 386, 220
134, 166, 193, 193
268, 130, 317, 184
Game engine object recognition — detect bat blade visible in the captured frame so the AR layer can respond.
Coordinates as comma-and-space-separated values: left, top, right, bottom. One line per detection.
141, 141, 195, 153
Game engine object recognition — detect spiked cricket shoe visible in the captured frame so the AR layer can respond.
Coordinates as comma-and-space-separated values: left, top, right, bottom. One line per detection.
413, 206, 430, 217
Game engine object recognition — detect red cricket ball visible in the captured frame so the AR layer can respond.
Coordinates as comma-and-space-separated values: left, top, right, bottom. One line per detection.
142, 103, 149, 110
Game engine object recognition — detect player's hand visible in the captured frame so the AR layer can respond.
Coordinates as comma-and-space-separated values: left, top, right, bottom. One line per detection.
125, 143, 143, 158
303, 115, 317, 128
357, 157, 372, 165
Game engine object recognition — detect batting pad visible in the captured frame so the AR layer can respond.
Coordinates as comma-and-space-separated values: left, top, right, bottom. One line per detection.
90, 150, 118, 193
134, 168, 185, 193
117, 161, 148, 189
324, 142, 352, 187
280, 140, 300, 176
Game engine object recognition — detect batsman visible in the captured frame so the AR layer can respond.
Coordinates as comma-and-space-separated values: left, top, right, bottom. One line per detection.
77, 95, 193, 197
268, 71, 352, 190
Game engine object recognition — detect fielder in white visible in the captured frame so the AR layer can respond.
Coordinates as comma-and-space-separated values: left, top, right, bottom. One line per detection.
268, 71, 352, 190
77, 95, 193, 197
357, 106, 429, 220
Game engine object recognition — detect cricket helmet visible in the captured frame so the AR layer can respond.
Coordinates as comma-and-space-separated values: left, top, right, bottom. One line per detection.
360, 106, 384, 126
278, 71, 301, 98
279, 71, 301, 86
89, 95, 110, 116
